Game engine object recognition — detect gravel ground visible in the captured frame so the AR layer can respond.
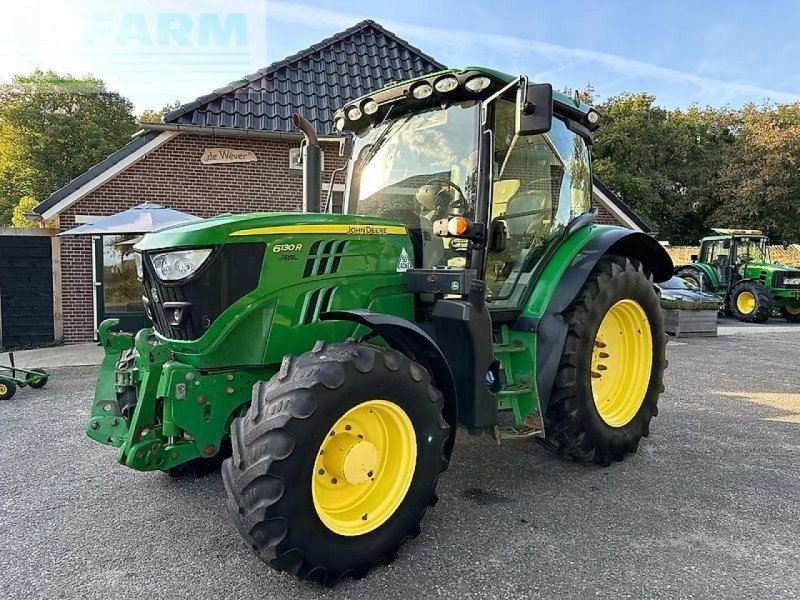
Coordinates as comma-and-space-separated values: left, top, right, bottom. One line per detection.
1, 319, 798, 599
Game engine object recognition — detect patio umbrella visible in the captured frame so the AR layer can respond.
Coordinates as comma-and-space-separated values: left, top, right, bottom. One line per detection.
60, 202, 198, 235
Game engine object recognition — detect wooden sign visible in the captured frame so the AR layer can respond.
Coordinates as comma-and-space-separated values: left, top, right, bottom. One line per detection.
201, 148, 257, 165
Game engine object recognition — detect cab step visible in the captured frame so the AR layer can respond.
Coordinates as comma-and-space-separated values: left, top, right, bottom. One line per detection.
492, 343, 527, 355
498, 383, 533, 397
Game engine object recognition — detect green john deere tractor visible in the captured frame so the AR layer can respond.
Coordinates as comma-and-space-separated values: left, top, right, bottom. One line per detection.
675, 229, 800, 323
87, 67, 673, 585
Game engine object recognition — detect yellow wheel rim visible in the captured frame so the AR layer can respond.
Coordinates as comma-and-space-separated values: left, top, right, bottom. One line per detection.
312, 399, 416, 536
591, 299, 653, 428
786, 305, 800, 315
0, 384, 6, 395
736, 291, 756, 314
683, 276, 699, 287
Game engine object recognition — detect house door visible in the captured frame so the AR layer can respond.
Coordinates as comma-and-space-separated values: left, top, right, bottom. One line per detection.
93, 235, 150, 336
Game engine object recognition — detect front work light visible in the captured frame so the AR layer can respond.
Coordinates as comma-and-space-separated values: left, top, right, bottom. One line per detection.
465, 76, 491, 93
346, 106, 363, 121
150, 249, 212, 282
434, 76, 459, 93
362, 99, 379, 115
411, 83, 433, 99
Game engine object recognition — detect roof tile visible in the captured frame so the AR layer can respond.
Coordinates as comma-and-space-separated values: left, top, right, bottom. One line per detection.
164, 20, 445, 136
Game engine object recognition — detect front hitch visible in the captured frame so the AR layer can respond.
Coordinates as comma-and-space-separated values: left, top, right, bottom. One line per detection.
86, 319, 135, 447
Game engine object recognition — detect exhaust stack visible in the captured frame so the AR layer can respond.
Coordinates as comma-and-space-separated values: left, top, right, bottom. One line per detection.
293, 113, 322, 213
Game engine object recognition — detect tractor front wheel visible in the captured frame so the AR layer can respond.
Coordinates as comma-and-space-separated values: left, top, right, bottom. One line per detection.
729, 282, 773, 323
539, 255, 667, 466
222, 342, 448, 585
780, 305, 800, 323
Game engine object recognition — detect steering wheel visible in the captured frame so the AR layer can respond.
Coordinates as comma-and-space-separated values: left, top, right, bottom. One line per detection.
416, 178, 467, 218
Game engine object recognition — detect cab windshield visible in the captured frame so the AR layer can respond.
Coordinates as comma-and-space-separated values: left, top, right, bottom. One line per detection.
735, 237, 768, 264
346, 101, 479, 268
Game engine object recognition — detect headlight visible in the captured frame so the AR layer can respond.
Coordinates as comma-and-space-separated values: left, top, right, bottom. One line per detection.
133, 252, 143, 280
150, 249, 212, 281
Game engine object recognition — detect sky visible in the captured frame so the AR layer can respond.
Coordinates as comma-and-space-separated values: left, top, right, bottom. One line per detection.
2, 0, 799, 113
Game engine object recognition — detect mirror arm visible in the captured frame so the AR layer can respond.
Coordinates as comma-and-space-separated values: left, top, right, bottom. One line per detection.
480, 75, 527, 126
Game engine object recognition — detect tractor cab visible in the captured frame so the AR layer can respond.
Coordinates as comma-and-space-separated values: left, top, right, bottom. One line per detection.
340, 69, 596, 316
697, 229, 770, 287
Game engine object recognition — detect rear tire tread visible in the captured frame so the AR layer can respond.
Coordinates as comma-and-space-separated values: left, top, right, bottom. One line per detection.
539, 255, 667, 466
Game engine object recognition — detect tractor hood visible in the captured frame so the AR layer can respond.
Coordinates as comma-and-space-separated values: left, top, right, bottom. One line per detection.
135, 212, 408, 251
744, 261, 800, 276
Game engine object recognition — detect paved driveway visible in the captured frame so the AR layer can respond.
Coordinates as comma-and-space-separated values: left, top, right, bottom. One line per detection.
1, 320, 798, 599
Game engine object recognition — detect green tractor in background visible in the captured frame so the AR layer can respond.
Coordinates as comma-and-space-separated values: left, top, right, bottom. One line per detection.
675, 229, 800, 323
87, 67, 673, 585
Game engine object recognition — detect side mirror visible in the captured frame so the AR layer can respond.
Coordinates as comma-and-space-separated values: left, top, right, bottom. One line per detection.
516, 83, 553, 136
488, 219, 507, 253
690, 254, 698, 262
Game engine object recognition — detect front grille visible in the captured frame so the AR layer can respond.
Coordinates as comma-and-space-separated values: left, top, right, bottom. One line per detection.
773, 271, 800, 289
141, 242, 265, 340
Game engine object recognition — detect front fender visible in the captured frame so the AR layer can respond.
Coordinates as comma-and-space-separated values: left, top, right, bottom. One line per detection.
321, 309, 458, 458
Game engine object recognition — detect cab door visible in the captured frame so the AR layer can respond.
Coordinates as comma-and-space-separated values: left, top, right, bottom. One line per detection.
484, 101, 592, 317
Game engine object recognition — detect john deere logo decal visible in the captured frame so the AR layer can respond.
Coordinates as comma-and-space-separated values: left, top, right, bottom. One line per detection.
396, 248, 411, 272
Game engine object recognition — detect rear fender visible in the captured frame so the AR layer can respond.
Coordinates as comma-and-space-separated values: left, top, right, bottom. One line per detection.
521, 229, 672, 415
321, 309, 458, 458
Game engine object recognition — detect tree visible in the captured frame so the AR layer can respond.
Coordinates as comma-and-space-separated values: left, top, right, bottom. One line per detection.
139, 100, 182, 124
11, 196, 38, 227
591, 93, 734, 243
0, 70, 137, 225
715, 103, 800, 241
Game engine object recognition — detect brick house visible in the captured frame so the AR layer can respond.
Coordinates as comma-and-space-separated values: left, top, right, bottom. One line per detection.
34, 20, 650, 343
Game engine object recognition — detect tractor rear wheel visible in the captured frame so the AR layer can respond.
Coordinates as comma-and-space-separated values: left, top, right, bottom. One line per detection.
539, 255, 667, 466
222, 342, 448, 585
729, 282, 773, 323
675, 266, 712, 291
780, 305, 800, 323
0, 377, 16, 400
